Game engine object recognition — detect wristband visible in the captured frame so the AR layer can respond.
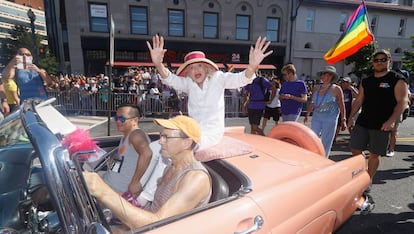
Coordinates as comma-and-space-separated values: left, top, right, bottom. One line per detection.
1, 98, 7, 102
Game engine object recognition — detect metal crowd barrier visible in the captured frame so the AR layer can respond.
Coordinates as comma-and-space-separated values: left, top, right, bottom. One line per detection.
47, 91, 246, 118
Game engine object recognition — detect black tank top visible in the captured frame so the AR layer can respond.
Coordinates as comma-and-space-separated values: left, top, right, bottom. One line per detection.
356, 71, 405, 129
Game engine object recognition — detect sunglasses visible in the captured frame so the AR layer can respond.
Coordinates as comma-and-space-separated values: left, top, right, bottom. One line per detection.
114, 115, 136, 123
373, 58, 388, 63
159, 134, 188, 141
18, 52, 32, 56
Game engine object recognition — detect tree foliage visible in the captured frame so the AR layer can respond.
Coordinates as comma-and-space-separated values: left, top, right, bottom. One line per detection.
344, 42, 377, 83
1, 25, 57, 74
401, 35, 414, 74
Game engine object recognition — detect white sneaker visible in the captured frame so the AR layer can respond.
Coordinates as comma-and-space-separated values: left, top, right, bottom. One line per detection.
386, 150, 395, 157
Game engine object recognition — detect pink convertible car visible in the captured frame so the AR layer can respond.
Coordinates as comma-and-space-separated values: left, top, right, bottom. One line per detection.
0, 98, 373, 233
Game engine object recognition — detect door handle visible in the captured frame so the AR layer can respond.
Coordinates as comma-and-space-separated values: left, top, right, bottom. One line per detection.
234, 215, 264, 234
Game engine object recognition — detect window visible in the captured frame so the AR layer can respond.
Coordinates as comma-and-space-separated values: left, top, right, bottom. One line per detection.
339, 13, 347, 32
305, 9, 314, 32
304, 42, 312, 49
203, 12, 218, 39
89, 3, 108, 33
236, 15, 250, 40
169, 9, 184, 37
370, 16, 377, 34
266, 17, 279, 42
130, 6, 148, 35
398, 18, 406, 36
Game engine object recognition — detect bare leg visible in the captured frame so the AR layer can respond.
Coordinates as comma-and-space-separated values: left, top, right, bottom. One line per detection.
351, 148, 362, 156
261, 118, 268, 131
367, 153, 380, 181
334, 125, 340, 143
351, 149, 367, 171
388, 130, 397, 152
251, 124, 265, 136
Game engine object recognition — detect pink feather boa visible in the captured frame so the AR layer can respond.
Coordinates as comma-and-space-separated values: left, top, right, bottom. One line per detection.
61, 128, 100, 159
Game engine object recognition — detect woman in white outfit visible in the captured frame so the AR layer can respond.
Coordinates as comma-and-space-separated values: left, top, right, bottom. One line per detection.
147, 35, 273, 150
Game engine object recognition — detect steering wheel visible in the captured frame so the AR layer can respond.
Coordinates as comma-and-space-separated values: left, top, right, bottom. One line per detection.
72, 150, 112, 232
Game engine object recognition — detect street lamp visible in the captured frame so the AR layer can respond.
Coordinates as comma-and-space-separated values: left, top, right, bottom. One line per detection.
288, 0, 303, 63
27, 8, 38, 64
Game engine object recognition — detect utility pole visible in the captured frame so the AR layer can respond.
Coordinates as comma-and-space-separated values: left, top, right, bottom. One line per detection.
288, 0, 303, 63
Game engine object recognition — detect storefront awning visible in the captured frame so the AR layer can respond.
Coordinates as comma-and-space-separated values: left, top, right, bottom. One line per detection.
227, 64, 276, 70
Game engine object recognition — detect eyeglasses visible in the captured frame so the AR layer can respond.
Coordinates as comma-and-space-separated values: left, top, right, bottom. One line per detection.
18, 52, 32, 56
373, 58, 388, 63
159, 134, 187, 141
114, 115, 136, 123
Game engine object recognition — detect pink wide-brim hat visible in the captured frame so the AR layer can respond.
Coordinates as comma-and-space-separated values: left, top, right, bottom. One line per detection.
176, 51, 219, 76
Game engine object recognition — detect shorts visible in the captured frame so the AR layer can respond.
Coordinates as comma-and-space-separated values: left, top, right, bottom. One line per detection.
247, 108, 264, 125
263, 107, 281, 121
349, 124, 390, 156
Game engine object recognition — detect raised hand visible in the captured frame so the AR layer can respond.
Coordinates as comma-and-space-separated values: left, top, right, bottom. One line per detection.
146, 35, 167, 67
248, 36, 273, 69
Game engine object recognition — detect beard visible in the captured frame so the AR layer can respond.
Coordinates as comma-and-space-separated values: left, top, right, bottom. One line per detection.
374, 67, 388, 73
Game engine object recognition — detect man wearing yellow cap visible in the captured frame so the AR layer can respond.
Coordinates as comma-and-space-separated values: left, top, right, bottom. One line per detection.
83, 115, 211, 230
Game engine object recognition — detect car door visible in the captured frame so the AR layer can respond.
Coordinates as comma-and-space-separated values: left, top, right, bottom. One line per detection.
137, 196, 269, 234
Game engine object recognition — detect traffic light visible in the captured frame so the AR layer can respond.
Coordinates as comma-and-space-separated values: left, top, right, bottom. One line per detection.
39, 47, 45, 58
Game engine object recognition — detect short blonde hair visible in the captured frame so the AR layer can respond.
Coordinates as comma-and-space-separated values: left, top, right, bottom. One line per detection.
281, 64, 296, 75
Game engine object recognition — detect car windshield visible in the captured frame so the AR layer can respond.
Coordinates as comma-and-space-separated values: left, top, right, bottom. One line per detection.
0, 111, 30, 148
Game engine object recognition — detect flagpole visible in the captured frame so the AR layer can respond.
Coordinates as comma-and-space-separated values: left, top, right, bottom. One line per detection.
361, 0, 374, 36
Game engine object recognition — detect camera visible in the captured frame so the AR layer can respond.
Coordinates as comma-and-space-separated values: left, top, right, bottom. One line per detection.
16, 55, 32, 70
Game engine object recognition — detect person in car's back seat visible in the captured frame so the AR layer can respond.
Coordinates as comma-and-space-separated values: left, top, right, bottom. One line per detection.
84, 115, 212, 230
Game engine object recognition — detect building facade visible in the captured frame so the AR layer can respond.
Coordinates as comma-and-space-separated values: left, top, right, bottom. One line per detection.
45, 0, 289, 76
293, 0, 414, 79
42, 0, 414, 78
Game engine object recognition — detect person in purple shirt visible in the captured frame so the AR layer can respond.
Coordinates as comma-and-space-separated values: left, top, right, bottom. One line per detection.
243, 76, 273, 135
334, 77, 358, 142
279, 64, 308, 122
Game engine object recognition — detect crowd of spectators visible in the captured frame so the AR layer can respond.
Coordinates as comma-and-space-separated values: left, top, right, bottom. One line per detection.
45, 67, 187, 116
42, 66, 366, 118
44, 67, 283, 116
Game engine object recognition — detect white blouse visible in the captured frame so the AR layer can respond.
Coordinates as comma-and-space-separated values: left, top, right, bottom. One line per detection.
161, 70, 256, 150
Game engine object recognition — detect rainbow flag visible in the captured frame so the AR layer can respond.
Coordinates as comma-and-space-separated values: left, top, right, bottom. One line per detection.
323, 2, 374, 64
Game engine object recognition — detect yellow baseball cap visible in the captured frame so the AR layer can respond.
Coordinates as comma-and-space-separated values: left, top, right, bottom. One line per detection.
154, 115, 201, 143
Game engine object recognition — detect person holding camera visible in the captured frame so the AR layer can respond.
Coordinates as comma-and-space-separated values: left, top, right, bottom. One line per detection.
1, 48, 52, 106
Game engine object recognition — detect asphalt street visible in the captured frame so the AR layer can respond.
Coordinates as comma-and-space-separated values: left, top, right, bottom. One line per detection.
84, 115, 414, 234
